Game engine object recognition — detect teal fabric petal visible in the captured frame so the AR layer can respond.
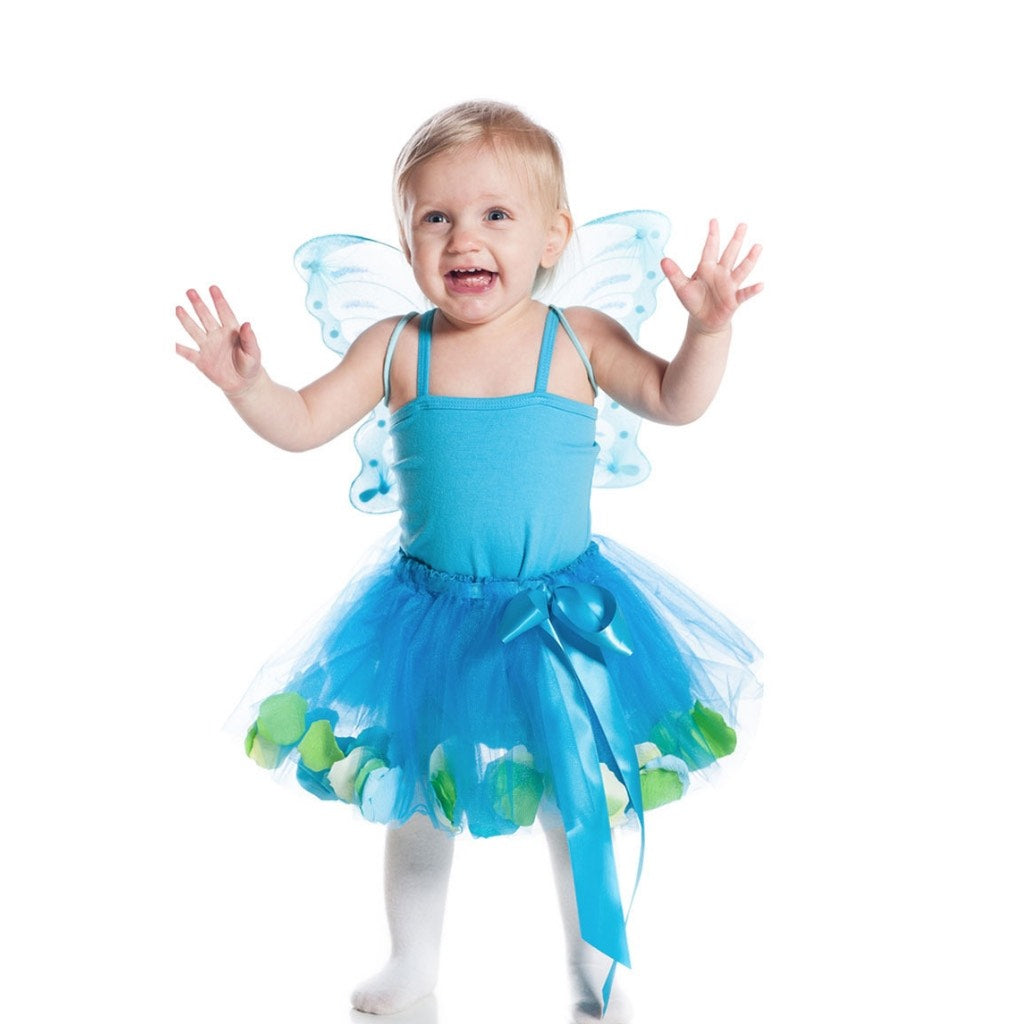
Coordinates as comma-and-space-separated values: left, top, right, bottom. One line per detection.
646, 753, 690, 779
360, 766, 403, 823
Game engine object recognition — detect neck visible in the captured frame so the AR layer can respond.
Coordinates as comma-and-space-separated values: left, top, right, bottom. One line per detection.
433, 298, 545, 342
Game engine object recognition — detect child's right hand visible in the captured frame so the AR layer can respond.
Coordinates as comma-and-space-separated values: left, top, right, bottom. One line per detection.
175, 286, 262, 397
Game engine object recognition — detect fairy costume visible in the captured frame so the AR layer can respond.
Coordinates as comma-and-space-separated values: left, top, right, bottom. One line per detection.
229, 214, 761, 984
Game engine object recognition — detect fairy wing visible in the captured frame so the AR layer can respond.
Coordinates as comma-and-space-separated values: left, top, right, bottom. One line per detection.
294, 235, 426, 513
294, 234, 426, 355
535, 210, 671, 487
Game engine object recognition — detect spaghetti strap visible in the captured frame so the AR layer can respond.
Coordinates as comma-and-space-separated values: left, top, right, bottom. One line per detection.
533, 307, 560, 393
383, 312, 417, 405
553, 307, 598, 397
416, 309, 436, 397
391, 306, 594, 401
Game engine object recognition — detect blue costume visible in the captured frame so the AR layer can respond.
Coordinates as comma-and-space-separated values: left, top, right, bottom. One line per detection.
232, 307, 760, 981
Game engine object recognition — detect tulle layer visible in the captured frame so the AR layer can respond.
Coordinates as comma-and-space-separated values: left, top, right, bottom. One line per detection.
228, 537, 761, 837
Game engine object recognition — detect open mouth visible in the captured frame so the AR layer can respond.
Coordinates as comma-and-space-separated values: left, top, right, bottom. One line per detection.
445, 268, 497, 293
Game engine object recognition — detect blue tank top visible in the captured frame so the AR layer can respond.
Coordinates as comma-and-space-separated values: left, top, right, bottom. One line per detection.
387, 307, 599, 579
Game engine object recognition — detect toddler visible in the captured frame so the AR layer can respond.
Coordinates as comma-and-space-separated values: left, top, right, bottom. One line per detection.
176, 100, 762, 1022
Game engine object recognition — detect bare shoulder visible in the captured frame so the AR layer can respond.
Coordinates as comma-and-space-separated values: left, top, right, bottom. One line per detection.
296, 316, 418, 437
339, 315, 420, 377
305, 316, 410, 395
559, 306, 631, 346
349, 314, 424, 409
347, 314, 411, 356
559, 306, 640, 368
559, 306, 666, 408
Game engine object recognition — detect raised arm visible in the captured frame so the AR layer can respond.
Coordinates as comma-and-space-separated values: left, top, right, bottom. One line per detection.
175, 286, 391, 451
585, 220, 762, 425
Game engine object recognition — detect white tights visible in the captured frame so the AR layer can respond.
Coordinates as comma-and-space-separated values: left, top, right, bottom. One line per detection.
350, 814, 453, 1015
350, 814, 632, 1022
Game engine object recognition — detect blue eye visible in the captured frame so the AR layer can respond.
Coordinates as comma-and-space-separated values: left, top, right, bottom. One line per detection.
486, 210, 509, 221
424, 212, 447, 224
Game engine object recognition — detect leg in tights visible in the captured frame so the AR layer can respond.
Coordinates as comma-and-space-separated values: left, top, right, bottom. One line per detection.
351, 813, 454, 1015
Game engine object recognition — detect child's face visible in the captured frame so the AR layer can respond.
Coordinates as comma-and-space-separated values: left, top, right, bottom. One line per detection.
404, 143, 570, 327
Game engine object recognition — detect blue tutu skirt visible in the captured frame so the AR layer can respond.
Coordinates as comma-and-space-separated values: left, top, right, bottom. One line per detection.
229, 536, 761, 838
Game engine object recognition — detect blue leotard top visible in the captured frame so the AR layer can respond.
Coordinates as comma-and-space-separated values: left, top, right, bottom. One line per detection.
387, 307, 599, 580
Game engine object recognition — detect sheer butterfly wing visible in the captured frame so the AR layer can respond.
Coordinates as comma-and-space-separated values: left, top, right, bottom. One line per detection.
295, 234, 426, 355
535, 211, 670, 487
294, 235, 426, 513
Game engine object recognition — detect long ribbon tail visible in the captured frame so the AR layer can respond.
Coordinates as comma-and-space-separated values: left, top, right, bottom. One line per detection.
560, 633, 647, 1013
535, 625, 631, 966
501, 584, 646, 1015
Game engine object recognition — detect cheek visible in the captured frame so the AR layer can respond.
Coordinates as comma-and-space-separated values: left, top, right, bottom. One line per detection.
407, 241, 431, 270
407, 252, 439, 293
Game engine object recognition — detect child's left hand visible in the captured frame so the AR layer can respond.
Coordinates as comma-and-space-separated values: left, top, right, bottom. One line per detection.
661, 220, 763, 334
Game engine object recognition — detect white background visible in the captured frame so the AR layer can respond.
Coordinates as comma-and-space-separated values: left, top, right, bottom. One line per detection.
4, 1, 1021, 1021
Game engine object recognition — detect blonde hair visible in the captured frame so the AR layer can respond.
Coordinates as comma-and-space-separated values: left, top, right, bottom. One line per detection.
393, 100, 570, 253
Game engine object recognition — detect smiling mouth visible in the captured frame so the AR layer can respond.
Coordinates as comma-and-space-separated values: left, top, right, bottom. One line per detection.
445, 268, 496, 293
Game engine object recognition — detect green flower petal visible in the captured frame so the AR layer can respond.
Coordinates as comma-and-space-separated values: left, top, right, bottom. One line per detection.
247, 732, 282, 769
652, 704, 738, 771
489, 758, 544, 827
244, 722, 258, 757
429, 746, 458, 827
255, 693, 308, 746
431, 769, 457, 827
640, 767, 685, 810
297, 719, 345, 772
691, 702, 737, 759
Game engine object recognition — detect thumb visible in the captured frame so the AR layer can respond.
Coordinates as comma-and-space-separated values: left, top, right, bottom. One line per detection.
239, 322, 260, 357
661, 257, 690, 293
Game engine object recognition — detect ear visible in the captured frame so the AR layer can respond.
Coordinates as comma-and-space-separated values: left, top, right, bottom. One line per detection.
540, 209, 573, 269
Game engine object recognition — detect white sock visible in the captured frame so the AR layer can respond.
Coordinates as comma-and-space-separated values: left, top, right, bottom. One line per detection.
544, 823, 634, 1023
351, 814, 454, 1015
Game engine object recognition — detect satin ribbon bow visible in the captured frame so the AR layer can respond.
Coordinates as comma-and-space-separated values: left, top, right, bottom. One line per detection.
500, 582, 645, 1012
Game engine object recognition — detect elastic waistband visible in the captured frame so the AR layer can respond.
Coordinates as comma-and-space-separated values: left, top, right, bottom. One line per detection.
394, 542, 600, 600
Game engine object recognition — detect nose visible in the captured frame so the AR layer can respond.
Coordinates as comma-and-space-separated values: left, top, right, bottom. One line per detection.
446, 219, 481, 255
